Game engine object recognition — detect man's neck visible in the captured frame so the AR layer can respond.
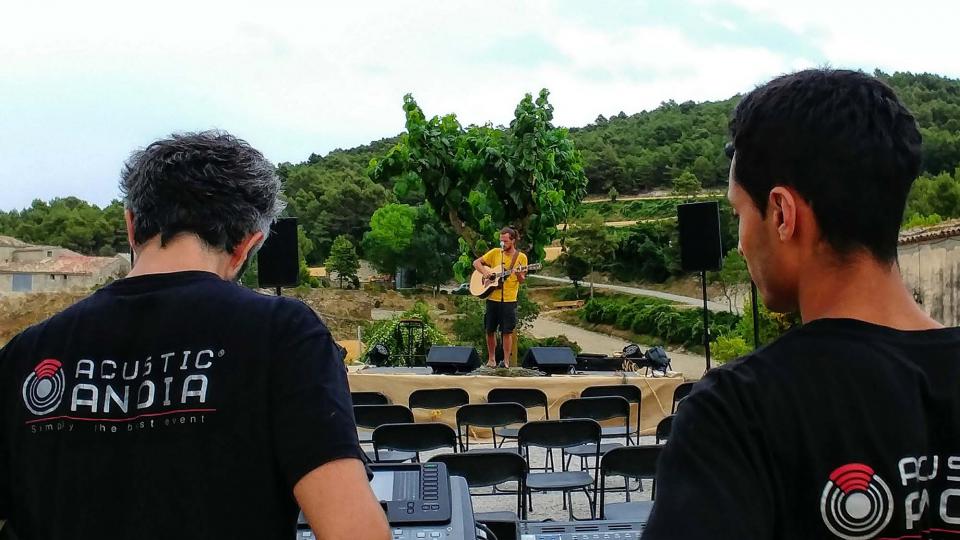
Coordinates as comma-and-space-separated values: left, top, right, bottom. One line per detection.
798, 254, 941, 330
127, 235, 232, 280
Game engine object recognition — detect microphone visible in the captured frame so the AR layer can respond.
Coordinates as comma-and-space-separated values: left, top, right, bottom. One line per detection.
500, 241, 505, 249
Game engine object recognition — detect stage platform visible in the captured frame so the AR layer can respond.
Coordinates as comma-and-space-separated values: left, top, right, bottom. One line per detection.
347, 370, 684, 438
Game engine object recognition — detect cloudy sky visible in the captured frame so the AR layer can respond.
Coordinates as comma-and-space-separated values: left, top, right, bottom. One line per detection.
2, 0, 958, 211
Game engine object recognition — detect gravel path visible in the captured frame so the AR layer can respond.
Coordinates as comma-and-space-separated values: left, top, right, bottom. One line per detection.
530, 275, 735, 313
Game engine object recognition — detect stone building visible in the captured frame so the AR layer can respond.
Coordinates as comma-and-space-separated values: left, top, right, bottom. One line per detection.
0, 236, 130, 294
898, 219, 960, 326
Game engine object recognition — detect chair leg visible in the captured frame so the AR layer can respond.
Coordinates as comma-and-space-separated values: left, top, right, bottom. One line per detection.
586, 487, 596, 519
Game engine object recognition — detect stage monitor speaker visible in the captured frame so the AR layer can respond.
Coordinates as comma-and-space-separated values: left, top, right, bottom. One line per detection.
426, 346, 481, 374
576, 353, 623, 372
257, 217, 299, 288
523, 347, 577, 375
677, 201, 723, 272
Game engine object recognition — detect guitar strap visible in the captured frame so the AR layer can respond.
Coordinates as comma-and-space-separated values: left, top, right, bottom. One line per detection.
506, 248, 520, 275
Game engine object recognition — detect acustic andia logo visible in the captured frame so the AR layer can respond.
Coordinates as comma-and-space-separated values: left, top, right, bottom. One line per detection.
21, 358, 65, 416
820, 463, 894, 540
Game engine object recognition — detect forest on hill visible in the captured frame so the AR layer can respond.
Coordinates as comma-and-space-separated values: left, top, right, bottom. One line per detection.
3, 70, 959, 279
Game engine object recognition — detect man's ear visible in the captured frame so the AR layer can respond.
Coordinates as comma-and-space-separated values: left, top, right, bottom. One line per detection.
768, 186, 798, 242
230, 231, 265, 273
124, 209, 136, 250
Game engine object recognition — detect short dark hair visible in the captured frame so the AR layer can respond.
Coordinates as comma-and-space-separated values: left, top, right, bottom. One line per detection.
120, 130, 285, 253
500, 227, 519, 241
729, 68, 922, 262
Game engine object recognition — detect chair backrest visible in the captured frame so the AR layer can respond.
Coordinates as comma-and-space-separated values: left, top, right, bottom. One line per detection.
655, 415, 674, 444
372, 422, 458, 455
487, 388, 549, 419
456, 402, 528, 450
428, 451, 527, 487
409, 388, 470, 410
599, 445, 663, 516
600, 445, 661, 480
428, 451, 527, 519
351, 391, 390, 406
518, 419, 601, 450
353, 404, 414, 429
456, 402, 527, 429
672, 382, 695, 413
581, 384, 642, 403
559, 396, 630, 424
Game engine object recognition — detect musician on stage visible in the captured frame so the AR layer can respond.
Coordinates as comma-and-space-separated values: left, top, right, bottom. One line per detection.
473, 227, 528, 367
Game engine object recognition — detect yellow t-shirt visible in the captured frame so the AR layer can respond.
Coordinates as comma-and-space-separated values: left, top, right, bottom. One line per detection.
481, 248, 528, 302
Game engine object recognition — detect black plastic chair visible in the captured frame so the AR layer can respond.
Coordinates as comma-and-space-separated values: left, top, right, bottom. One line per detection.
428, 451, 528, 521
351, 391, 390, 406
560, 396, 631, 470
456, 402, 527, 452
672, 381, 695, 413
519, 419, 602, 520
599, 445, 661, 521
487, 388, 549, 447
353, 404, 416, 462
409, 388, 470, 411
353, 404, 413, 443
372, 422, 458, 463
655, 415, 674, 444
581, 385, 642, 444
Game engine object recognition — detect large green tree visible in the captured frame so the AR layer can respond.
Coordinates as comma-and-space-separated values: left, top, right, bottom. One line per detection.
566, 210, 617, 297
361, 203, 417, 276
370, 89, 588, 276
409, 206, 459, 294
282, 165, 390, 263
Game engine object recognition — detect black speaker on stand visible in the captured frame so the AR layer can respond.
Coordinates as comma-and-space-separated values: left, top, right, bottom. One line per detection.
257, 217, 300, 295
677, 201, 723, 373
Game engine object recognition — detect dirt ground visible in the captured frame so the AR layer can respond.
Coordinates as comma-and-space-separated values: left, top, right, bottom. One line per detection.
0, 292, 87, 346
0, 287, 457, 347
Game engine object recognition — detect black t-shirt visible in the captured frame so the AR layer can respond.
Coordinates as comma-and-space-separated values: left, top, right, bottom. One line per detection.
644, 318, 960, 540
0, 271, 361, 539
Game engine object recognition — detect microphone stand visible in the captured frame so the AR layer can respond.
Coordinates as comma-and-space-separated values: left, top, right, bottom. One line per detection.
499, 242, 506, 368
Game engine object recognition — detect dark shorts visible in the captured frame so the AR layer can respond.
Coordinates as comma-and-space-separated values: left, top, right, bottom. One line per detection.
484, 300, 518, 334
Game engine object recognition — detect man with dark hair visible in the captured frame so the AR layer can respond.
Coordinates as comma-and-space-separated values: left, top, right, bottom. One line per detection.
473, 227, 528, 367
644, 69, 960, 538
0, 131, 389, 539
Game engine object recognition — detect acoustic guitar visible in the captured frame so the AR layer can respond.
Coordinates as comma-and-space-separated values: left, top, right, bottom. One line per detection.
469, 263, 542, 298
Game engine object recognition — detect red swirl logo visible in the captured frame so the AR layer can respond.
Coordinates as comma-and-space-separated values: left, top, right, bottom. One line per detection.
820, 463, 893, 539
21, 359, 65, 416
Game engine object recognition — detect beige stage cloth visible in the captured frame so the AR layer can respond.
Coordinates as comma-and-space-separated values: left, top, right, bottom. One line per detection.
347, 372, 684, 438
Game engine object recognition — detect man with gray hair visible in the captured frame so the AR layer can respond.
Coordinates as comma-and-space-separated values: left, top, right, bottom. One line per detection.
0, 131, 389, 539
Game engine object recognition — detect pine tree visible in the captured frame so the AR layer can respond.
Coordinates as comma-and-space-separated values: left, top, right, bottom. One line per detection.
326, 235, 360, 288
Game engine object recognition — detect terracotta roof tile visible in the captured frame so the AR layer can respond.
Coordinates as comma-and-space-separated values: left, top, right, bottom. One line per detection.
898, 219, 960, 246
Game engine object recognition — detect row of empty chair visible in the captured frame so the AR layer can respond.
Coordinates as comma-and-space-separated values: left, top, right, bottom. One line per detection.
424, 436, 662, 522
353, 381, 696, 411
352, 382, 692, 447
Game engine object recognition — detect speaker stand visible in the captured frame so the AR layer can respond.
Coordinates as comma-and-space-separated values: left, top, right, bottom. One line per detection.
700, 270, 711, 375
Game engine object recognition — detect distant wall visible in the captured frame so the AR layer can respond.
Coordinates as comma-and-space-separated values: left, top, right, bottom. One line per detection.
899, 236, 960, 326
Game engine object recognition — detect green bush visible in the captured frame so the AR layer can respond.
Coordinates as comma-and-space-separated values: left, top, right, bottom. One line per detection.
711, 335, 751, 364
517, 334, 582, 358
579, 295, 741, 350
362, 301, 448, 366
